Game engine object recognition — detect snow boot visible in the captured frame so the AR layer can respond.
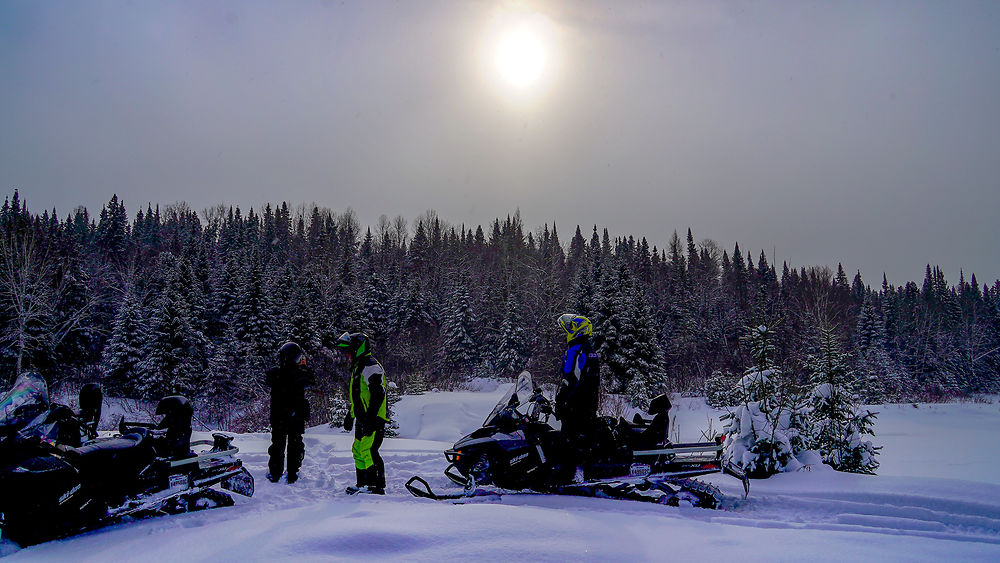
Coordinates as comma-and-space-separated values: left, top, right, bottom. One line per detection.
345, 467, 365, 494
287, 472, 298, 484
266, 472, 281, 483
345, 485, 383, 495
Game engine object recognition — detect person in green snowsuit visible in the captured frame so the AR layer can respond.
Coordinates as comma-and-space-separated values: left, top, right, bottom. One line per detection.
336, 332, 389, 495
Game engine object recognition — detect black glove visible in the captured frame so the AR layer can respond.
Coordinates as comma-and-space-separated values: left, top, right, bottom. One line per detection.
539, 402, 553, 415
343, 415, 354, 431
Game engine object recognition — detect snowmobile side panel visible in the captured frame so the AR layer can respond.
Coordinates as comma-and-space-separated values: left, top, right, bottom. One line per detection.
633, 443, 722, 457
168, 447, 239, 468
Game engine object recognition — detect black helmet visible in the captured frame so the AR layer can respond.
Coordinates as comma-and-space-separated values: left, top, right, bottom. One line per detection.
334, 332, 372, 358
278, 341, 305, 367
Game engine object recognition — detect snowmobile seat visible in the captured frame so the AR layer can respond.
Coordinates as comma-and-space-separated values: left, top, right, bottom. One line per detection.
65, 429, 154, 474
65, 429, 156, 497
617, 411, 669, 450
67, 429, 146, 457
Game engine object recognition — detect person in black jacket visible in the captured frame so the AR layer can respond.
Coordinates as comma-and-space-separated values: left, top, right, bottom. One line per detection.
336, 332, 389, 495
266, 341, 316, 484
554, 313, 601, 481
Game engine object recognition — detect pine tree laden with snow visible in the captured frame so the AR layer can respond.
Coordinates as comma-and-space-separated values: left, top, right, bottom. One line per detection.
620, 284, 667, 410
100, 289, 146, 394
436, 284, 480, 379
138, 255, 210, 399
806, 325, 881, 474
327, 393, 350, 430
704, 370, 737, 408
722, 322, 812, 478
493, 294, 528, 377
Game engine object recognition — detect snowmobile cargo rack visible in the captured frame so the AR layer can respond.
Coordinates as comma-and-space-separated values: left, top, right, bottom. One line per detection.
633, 438, 749, 498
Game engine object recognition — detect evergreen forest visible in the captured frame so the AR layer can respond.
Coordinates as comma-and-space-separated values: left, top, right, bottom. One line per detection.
2, 191, 998, 431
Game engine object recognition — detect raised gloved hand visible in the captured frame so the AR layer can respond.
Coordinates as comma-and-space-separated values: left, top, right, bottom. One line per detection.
343, 414, 354, 432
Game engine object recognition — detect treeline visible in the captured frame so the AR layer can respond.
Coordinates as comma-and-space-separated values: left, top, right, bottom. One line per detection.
1, 191, 998, 428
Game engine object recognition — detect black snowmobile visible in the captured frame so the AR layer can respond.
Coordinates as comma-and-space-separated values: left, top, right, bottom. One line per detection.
406, 372, 748, 508
0, 372, 254, 546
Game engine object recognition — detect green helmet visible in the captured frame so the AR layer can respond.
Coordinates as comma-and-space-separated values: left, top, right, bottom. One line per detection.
557, 313, 593, 343
335, 332, 373, 358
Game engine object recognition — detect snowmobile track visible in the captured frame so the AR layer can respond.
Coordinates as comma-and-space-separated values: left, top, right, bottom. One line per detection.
716, 490, 1000, 545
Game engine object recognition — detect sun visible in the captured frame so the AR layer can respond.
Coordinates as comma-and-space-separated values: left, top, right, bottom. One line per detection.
484, 11, 556, 95
495, 26, 547, 89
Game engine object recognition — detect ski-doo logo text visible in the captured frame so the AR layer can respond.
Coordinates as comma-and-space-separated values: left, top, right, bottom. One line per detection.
59, 483, 81, 505
511, 452, 530, 465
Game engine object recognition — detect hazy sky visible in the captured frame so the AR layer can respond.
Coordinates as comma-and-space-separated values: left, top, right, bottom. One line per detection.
2, 1, 998, 285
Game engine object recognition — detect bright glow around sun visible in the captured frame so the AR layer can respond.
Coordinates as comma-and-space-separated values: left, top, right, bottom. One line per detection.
495, 27, 547, 88
482, 10, 557, 98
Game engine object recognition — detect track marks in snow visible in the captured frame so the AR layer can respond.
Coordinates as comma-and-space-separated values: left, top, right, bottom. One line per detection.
719, 490, 1000, 545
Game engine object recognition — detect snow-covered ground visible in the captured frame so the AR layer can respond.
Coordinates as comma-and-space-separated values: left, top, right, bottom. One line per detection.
4, 386, 1000, 562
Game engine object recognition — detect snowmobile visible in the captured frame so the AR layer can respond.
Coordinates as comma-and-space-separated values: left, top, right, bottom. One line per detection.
406, 372, 748, 508
0, 372, 255, 546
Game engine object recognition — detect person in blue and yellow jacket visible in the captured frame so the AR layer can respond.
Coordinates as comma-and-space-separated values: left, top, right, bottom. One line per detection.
554, 314, 601, 480
336, 332, 388, 495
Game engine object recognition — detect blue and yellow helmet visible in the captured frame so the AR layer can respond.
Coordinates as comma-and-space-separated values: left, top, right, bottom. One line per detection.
557, 314, 593, 343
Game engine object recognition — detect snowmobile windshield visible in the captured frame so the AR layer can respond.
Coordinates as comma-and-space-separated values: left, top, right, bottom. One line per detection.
484, 372, 534, 427
0, 372, 50, 433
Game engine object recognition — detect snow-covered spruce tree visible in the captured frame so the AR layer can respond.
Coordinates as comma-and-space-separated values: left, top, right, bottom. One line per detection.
594, 262, 628, 391
138, 254, 210, 399
494, 293, 529, 377
384, 381, 401, 437
436, 283, 480, 379
268, 263, 296, 344
622, 284, 667, 410
204, 328, 245, 429
406, 371, 430, 394
594, 258, 666, 405
284, 268, 322, 352
100, 288, 146, 395
357, 271, 390, 343
327, 393, 350, 430
704, 370, 737, 408
232, 255, 275, 361
805, 326, 880, 474
722, 322, 812, 479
